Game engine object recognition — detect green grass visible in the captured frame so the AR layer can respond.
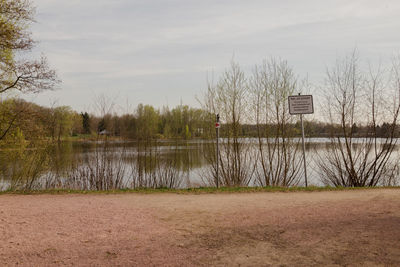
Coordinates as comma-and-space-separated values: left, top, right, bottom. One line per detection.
1, 186, 399, 195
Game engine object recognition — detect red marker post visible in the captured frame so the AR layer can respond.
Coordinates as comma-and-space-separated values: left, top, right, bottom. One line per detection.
215, 114, 220, 188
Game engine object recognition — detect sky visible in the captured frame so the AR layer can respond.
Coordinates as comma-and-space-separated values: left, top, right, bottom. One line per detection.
22, 0, 400, 114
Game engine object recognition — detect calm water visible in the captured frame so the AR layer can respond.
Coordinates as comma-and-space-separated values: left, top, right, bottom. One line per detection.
0, 138, 399, 190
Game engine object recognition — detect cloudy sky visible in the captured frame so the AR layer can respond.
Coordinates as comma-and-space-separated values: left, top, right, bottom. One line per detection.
24, 0, 400, 113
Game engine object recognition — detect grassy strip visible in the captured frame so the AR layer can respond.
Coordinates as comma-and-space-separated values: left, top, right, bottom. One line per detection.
1, 186, 399, 195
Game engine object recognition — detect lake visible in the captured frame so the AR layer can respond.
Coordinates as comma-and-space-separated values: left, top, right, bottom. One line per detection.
0, 138, 399, 190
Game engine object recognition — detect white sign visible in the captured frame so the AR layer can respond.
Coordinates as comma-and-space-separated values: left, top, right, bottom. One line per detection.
288, 95, 314, 115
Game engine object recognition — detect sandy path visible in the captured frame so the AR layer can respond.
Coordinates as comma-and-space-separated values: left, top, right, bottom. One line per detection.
0, 189, 399, 266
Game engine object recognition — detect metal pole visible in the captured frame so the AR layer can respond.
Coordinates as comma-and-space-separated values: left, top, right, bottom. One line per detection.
216, 127, 219, 188
300, 113, 308, 187
216, 114, 220, 188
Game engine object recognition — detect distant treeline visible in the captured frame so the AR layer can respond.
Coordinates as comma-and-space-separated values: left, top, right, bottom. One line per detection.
240, 122, 400, 138
0, 99, 214, 143
1, 98, 399, 145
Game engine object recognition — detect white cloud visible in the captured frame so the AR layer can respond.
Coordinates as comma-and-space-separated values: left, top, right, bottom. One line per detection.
27, 0, 400, 111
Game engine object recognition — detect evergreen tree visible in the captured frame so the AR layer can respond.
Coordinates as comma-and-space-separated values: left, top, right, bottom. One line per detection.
81, 112, 90, 134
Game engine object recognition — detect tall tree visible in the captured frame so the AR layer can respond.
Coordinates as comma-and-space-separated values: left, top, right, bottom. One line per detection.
0, 0, 59, 141
0, 0, 59, 94
81, 112, 91, 134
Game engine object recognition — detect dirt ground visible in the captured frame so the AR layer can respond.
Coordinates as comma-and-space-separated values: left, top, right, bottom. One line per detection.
0, 189, 399, 266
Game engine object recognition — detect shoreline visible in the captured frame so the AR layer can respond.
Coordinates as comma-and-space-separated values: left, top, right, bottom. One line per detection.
2, 185, 399, 195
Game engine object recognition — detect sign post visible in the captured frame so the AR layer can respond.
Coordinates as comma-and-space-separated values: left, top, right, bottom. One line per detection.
288, 94, 314, 187
215, 114, 220, 188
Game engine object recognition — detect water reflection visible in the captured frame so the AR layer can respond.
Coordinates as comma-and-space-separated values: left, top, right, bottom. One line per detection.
0, 138, 398, 190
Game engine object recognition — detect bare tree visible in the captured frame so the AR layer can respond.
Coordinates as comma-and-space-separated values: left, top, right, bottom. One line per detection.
250, 58, 302, 187
202, 61, 255, 186
316, 52, 400, 187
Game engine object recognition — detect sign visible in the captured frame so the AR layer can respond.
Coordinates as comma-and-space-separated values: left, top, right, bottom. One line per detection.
288, 95, 314, 115
215, 122, 220, 128
288, 94, 313, 187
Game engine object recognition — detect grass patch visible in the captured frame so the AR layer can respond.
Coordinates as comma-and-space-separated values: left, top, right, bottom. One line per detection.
0, 186, 399, 195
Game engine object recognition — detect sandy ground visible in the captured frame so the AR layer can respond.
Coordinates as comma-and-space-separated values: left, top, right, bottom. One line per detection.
0, 189, 399, 266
